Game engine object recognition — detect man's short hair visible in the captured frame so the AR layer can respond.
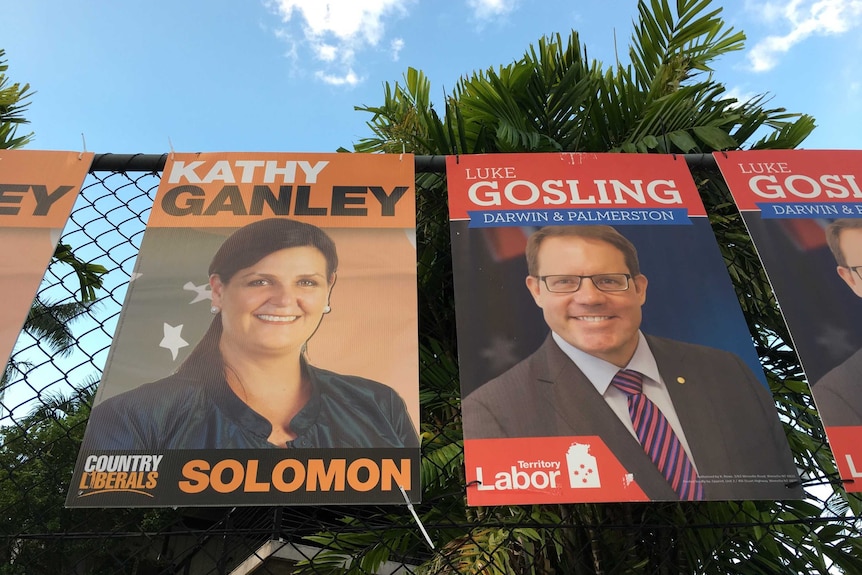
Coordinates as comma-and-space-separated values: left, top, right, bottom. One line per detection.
825, 219, 862, 267
525, 225, 641, 277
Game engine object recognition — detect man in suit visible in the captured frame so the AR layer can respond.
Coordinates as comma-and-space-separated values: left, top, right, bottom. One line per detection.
462, 225, 800, 501
815, 219, 862, 426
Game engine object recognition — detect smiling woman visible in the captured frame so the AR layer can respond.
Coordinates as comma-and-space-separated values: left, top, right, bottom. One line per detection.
82, 218, 419, 450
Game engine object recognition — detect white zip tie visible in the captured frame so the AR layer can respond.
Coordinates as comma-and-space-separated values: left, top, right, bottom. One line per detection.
398, 484, 434, 550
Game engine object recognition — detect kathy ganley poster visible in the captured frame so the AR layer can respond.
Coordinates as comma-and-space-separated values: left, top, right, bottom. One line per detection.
68, 152, 420, 507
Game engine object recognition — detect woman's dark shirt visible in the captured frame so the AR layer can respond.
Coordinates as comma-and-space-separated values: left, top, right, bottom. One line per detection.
83, 363, 419, 450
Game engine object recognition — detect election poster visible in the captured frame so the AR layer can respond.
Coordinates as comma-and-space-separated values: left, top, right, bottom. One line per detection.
447, 152, 801, 504
0, 150, 92, 376
67, 152, 420, 507
715, 149, 862, 493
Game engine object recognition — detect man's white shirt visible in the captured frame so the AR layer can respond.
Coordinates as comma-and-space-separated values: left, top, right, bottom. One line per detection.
552, 330, 699, 471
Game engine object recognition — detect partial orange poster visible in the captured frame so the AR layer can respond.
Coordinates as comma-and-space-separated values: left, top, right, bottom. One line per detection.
0, 150, 93, 375
67, 153, 419, 507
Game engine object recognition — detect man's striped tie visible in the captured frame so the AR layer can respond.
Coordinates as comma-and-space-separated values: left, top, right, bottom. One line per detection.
611, 369, 704, 501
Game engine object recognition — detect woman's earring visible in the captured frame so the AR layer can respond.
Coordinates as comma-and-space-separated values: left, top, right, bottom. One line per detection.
210, 305, 220, 315
323, 305, 332, 314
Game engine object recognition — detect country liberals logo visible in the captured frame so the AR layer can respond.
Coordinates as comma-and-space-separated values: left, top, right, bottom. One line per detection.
77, 454, 162, 498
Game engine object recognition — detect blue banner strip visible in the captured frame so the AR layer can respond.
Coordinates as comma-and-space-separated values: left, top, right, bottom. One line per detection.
756, 202, 862, 219
467, 208, 691, 227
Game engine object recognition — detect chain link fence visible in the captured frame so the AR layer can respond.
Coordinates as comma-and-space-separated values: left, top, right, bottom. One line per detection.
0, 155, 859, 575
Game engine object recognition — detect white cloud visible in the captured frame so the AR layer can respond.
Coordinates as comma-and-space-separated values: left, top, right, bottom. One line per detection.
271, 0, 408, 43
390, 37, 405, 61
467, 0, 517, 19
273, 28, 300, 64
312, 42, 339, 62
267, 0, 412, 84
315, 69, 363, 86
748, 0, 862, 71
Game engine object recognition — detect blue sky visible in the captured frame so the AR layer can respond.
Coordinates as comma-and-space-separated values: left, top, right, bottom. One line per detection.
3, 0, 861, 154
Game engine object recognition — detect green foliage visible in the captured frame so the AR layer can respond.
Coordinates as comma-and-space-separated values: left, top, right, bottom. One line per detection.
0, 48, 34, 150
0, 384, 175, 574
354, 2, 814, 158
52, 242, 107, 304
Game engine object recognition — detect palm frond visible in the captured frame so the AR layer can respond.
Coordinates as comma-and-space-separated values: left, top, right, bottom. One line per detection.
0, 49, 35, 149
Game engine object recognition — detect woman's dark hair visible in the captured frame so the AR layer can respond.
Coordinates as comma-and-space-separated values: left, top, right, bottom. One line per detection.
209, 217, 338, 282
177, 218, 338, 376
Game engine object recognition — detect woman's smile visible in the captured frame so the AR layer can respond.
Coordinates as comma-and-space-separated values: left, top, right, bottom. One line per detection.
255, 313, 300, 323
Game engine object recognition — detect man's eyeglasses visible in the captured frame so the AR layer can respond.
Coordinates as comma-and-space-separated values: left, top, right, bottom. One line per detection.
537, 274, 632, 293
844, 265, 862, 281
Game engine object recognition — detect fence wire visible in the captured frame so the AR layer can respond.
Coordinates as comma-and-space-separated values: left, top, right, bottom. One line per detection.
0, 158, 859, 575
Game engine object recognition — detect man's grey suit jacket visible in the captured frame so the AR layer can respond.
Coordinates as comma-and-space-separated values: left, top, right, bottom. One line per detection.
815, 347, 862, 427
462, 334, 801, 501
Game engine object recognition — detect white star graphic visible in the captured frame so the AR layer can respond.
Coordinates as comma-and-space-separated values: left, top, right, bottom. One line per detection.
159, 323, 189, 361
183, 281, 212, 304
